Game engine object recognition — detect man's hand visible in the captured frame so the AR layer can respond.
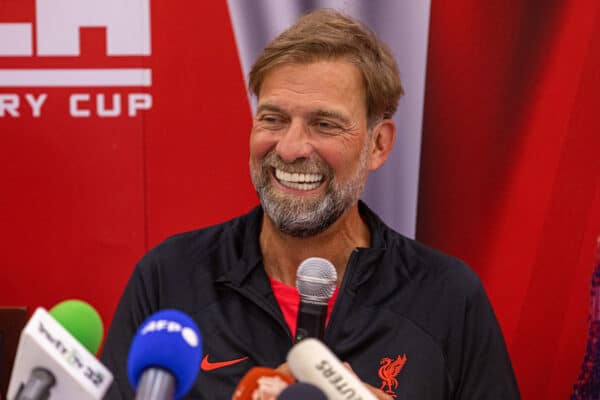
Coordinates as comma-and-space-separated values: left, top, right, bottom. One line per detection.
275, 362, 393, 400
275, 362, 293, 378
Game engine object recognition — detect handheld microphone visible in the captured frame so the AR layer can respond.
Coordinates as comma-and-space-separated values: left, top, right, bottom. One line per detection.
276, 382, 327, 400
231, 367, 294, 400
287, 338, 377, 400
127, 309, 202, 400
294, 257, 337, 342
7, 300, 113, 400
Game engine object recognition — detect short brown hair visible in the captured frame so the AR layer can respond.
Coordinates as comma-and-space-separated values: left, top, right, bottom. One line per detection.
248, 8, 404, 126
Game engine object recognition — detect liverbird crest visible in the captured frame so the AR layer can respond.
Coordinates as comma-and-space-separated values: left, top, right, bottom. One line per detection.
378, 354, 407, 398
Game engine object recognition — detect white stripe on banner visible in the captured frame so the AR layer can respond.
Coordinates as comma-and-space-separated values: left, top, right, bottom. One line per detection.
226, 0, 431, 238
0, 69, 152, 87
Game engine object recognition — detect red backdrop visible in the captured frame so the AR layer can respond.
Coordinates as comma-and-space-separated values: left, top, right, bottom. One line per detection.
0, 0, 255, 346
420, 1, 600, 398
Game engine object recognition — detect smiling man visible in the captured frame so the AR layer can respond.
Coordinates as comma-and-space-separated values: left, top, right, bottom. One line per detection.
101, 9, 520, 400
249, 59, 394, 287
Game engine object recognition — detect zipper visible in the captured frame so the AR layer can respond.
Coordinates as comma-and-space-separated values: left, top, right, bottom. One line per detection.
324, 248, 361, 340
223, 281, 294, 344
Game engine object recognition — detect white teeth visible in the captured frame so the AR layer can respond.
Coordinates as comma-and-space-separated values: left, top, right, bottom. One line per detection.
281, 181, 321, 190
274, 169, 323, 190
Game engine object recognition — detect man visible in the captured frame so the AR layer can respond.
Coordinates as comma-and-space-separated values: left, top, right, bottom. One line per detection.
101, 9, 520, 399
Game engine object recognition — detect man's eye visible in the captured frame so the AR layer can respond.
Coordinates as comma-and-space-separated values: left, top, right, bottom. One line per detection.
257, 115, 287, 129
314, 120, 340, 132
260, 115, 284, 124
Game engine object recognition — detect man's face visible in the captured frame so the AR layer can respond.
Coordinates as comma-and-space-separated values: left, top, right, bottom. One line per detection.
249, 59, 373, 237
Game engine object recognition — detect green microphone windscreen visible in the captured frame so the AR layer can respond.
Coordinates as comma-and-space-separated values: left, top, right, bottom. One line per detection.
49, 299, 104, 355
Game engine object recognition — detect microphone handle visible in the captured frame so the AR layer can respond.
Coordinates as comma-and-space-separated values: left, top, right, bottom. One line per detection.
135, 368, 176, 400
295, 301, 327, 342
15, 367, 56, 400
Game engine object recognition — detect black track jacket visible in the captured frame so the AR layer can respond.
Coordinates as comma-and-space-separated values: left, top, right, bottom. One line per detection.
101, 202, 520, 399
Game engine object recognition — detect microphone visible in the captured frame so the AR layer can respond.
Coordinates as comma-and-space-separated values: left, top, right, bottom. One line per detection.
294, 257, 337, 342
287, 338, 377, 400
276, 382, 327, 400
231, 367, 294, 400
127, 309, 202, 400
7, 300, 113, 400
49, 299, 104, 355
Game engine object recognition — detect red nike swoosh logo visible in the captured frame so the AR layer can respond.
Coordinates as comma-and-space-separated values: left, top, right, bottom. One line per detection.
201, 355, 248, 371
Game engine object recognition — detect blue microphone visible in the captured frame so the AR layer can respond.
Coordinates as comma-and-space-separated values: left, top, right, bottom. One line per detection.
277, 382, 328, 400
127, 310, 202, 400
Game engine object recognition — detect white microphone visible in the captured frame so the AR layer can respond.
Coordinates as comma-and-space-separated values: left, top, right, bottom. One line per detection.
7, 307, 113, 400
287, 338, 377, 400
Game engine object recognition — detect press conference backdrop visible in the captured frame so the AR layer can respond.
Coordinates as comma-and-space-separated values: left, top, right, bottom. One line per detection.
1, 1, 598, 399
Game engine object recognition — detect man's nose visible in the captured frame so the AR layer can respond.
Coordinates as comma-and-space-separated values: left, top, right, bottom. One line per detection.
275, 120, 313, 162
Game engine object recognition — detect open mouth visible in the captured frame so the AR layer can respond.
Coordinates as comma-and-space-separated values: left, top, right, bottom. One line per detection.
274, 168, 324, 191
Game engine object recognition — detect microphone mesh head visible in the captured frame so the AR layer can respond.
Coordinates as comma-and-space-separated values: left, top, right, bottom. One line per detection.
296, 257, 338, 305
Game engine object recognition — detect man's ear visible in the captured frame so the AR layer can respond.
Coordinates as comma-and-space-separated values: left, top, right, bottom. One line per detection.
367, 119, 396, 171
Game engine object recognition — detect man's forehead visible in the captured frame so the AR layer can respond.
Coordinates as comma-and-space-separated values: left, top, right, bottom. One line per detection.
255, 60, 367, 118
258, 60, 363, 92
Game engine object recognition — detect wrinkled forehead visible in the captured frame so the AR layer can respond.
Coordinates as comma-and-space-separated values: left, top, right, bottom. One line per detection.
255, 60, 368, 119
257, 53, 366, 93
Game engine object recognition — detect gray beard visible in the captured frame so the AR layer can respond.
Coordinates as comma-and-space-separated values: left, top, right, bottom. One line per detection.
258, 184, 345, 237
250, 148, 369, 237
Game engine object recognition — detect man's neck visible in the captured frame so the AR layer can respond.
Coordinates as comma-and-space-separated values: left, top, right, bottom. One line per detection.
259, 204, 371, 287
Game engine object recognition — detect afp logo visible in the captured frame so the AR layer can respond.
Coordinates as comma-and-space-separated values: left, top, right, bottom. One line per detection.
0, 0, 152, 118
141, 319, 201, 348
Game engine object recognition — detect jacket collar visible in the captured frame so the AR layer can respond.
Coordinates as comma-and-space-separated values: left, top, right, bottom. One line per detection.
221, 205, 264, 286
223, 200, 395, 287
